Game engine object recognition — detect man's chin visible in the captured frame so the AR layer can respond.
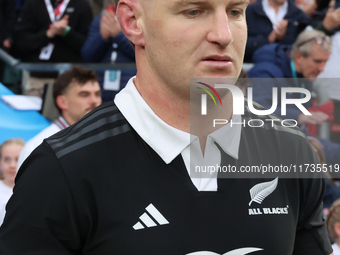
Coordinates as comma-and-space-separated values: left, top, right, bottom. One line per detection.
86, 109, 94, 114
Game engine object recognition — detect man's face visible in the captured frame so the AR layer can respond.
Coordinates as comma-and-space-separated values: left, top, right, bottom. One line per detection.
295, 44, 330, 81
137, 0, 248, 95
61, 81, 102, 124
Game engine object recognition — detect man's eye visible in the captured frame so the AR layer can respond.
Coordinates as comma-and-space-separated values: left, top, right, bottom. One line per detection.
185, 9, 201, 17
229, 9, 241, 17
79, 92, 89, 97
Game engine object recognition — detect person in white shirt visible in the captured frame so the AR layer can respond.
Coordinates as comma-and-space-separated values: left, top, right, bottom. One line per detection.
0, 138, 25, 225
17, 67, 102, 170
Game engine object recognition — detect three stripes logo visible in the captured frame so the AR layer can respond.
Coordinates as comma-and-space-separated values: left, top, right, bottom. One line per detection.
185, 247, 263, 255
196, 82, 223, 115
133, 203, 169, 230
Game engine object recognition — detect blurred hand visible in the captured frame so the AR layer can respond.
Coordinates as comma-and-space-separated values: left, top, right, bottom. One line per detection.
52, 15, 69, 35
3, 39, 11, 49
298, 111, 329, 125
268, 20, 288, 43
275, 20, 288, 40
323, 7, 340, 31
100, 10, 121, 41
46, 25, 57, 38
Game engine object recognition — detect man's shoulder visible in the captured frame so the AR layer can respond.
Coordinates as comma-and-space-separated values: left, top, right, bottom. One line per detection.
248, 61, 284, 78
286, 0, 310, 20
249, 44, 291, 77
45, 101, 131, 159
19, 0, 42, 11
246, 0, 264, 15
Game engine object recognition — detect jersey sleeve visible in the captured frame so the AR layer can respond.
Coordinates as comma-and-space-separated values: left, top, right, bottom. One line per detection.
293, 139, 333, 255
0, 141, 83, 254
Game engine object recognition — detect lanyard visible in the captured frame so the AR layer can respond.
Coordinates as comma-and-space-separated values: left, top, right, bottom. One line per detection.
290, 60, 305, 99
44, 0, 70, 23
54, 116, 70, 130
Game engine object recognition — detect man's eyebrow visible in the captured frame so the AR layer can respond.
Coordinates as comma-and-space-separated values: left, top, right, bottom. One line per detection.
229, 0, 250, 5
173, 0, 249, 7
173, 0, 208, 7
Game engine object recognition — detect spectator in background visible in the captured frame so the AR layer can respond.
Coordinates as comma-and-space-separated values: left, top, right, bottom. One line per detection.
82, 5, 135, 102
17, 67, 101, 170
327, 199, 340, 254
0, 0, 16, 82
245, 0, 340, 62
245, 0, 310, 62
13, 0, 93, 97
311, 0, 340, 35
248, 29, 340, 166
0, 138, 25, 226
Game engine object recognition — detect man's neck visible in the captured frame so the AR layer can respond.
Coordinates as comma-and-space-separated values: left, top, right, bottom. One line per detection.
134, 48, 235, 154
61, 113, 75, 126
267, 0, 283, 13
134, 56, 233, 153
134, 75, 191, 133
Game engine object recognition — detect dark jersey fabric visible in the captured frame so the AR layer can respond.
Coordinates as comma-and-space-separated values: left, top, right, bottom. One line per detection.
0, 101, 332, 255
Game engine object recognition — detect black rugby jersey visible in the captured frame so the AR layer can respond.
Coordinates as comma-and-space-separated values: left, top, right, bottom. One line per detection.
0, 101, 332, 255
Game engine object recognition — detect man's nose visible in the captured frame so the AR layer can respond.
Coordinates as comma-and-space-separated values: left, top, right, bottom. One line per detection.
318, 62, 326, 73
90, 93, 101, 106
207, 11, 233, 47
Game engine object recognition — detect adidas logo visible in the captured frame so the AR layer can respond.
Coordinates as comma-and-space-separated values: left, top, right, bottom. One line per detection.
186, 247, 263, 255
133, 203, 169, 230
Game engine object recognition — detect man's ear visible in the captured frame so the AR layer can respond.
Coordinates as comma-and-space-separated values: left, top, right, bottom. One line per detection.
116, 0, 145, 47
56, 95, 67, 111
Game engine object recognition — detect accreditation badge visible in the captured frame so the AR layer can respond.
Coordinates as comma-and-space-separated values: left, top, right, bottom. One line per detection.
103, 70, 121, 91
39, 43, 55, 60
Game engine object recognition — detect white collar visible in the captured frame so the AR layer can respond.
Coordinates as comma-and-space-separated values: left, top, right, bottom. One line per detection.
262, 0, 288, 28
114, 77, 241, 164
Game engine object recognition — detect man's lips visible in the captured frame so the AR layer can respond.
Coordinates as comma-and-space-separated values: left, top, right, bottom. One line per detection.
202, 55, 232, 61
201, 55, 233, 68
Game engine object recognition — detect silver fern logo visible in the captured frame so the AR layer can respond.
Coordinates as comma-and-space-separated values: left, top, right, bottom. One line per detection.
186, 247, 263, 255
249, 177, 278, 206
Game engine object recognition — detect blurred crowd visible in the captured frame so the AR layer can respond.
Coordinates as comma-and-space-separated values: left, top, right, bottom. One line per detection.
0, 0, 135, 100
2, 0, 340, 249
